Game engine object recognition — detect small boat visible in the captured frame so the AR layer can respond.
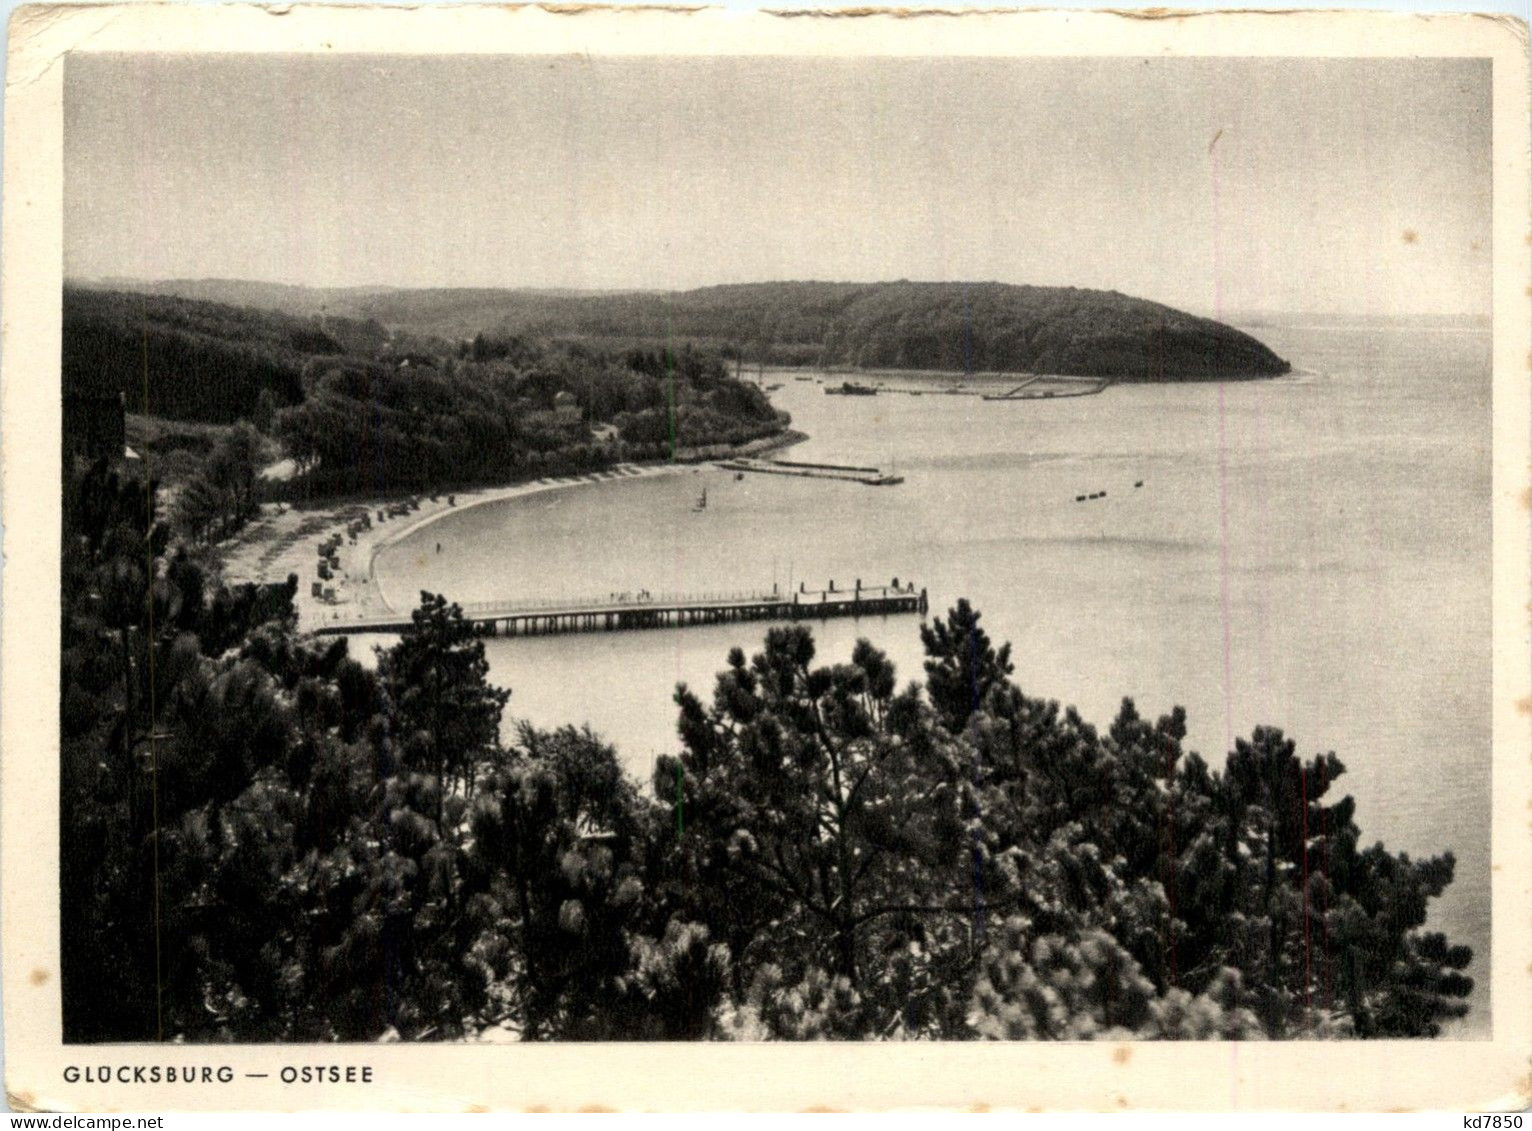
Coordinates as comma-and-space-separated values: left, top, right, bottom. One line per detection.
1075, 495, 1087, 502
1134, 480, 1144, 488
794, 375, 814, 382
693, 488, 707, 512
734, 472, 744, 481
825, 381, 879, 396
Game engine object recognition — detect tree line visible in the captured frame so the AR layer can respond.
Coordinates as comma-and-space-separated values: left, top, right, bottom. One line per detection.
272, 343, 783, 499
64, 288, 788, 515
62, 288, 363, 423
72, 281, 1293, 397
341, 281, 1291, 379
62, 461, 1470, 1042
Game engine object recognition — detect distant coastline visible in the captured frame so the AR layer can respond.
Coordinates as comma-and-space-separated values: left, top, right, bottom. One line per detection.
70, 277, 1293, 381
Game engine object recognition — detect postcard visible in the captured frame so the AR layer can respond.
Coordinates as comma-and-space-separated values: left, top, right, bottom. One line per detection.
3, 2, 1529, 1112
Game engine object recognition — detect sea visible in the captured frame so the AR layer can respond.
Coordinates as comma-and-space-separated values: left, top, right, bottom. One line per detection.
371, 316, 1493, 1033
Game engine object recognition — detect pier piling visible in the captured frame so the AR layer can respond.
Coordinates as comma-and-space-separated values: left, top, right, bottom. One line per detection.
314, 581, 928, 638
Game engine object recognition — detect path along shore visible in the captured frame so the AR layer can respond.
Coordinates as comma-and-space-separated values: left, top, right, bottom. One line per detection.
218, 433, 804, 634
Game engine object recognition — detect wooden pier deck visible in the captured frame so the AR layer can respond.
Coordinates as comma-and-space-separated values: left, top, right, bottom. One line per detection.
312, 582, 928, 637
981, 376, 1109, 401
716, 457, 904, 486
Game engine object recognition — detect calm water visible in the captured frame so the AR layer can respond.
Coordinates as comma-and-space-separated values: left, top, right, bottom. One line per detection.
373, 318, 1493, 1032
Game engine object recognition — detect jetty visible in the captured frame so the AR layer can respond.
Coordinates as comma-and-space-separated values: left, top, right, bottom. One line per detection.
982, 376, 1109, 401
717, 457, 904, 486
313, 580, 928, 638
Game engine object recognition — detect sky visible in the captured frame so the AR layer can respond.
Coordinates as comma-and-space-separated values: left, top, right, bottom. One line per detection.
63, 53, 1492, 317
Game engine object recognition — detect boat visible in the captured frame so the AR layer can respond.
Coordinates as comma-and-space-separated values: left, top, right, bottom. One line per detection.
693, 488, 707, 512
825, 381, 879, 396
794, 375, 814, 382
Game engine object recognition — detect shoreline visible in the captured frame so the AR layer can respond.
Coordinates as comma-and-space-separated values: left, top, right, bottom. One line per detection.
361, 464, 689, 621
218, 430, 805, 633
762, 363, 1285, 385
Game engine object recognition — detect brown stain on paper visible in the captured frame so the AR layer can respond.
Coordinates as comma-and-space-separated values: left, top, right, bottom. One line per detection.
1401, 229, 1418, 244
28, 967, 48, 986
1113, 1045, 1132, 1065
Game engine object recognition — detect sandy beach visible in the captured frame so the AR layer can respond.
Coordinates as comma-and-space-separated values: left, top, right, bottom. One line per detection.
219, 463, 694, 633
218, 428, 805, 632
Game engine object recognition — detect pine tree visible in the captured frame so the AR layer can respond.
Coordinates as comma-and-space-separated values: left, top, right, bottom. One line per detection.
659, 628, 989, 1037
376, 593, 510, 810
920, 598, 1014, 733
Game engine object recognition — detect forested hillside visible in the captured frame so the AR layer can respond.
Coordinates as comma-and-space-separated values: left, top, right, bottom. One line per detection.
275, 342, 783, 496
84, 278, 1292, 379
62, 287, 391, 422
62, 287, 788, 500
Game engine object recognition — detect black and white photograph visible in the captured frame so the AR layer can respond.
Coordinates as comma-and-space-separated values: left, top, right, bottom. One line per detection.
5, 2, 1530, 1113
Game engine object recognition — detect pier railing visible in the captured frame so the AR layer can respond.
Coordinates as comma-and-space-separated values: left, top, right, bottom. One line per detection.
457, 587, 782, 616
454, 583, 918, 617
313, 580, 925, 637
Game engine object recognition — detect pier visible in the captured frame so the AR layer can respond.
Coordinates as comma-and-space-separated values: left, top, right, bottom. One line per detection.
981, 376, 1109, 401
313, 581, 928, 637
817, 373, 1110, 400
717, 457, 904, 486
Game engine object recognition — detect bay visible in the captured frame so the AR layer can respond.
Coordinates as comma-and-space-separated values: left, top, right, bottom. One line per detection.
372, 317, 1493, 1032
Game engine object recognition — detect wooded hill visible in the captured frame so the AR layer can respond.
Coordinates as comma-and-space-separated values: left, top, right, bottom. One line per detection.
62, 286, 400, 423
80, 279, 1291, 380
61, 287, 787, 499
